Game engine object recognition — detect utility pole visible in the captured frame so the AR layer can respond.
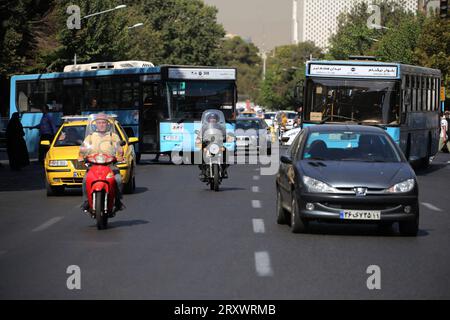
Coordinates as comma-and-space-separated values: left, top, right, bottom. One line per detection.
292, 0, 299, 45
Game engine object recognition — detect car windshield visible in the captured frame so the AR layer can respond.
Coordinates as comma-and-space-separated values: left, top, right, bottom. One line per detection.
287, 113, 297, 119
54, 125, 86, 147
302, 130, 401, 162
236, 120, 262, 130
264, 113, 274, 119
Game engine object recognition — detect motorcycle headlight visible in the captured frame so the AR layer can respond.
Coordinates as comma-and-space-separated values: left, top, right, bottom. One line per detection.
302, 176, 338, 193
209, 143, 220, 155
49, 160, 68, 167
385, 179, 415, 193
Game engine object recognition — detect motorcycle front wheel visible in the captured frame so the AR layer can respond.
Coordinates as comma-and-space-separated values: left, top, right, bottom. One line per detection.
94, 191, 108, 230
212, 163, 220, 192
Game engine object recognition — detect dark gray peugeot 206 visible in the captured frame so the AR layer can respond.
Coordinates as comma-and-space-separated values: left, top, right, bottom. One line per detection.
276, 124, 419, 236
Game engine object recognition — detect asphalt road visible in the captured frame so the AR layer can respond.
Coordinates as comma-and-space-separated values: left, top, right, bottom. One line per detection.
1, 151, 450, 299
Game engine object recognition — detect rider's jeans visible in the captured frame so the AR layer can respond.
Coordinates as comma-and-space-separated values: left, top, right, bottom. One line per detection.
82, 165, 122, 201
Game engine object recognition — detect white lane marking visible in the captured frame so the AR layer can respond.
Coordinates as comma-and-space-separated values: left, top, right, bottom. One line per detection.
252, 200, 261, 208
421, 202, 443, 212
255, 251, 273, 277
252, 186, 260, 193
253, 175, 260, 181
252, 219, 265, 233
32, 217, 63, 232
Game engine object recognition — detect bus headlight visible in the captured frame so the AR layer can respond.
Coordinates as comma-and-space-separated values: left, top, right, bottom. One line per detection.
385, 179, 415, 193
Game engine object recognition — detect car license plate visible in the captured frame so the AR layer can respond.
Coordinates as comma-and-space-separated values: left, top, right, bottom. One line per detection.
74, 171, 84, 178
340, 210, 381, 220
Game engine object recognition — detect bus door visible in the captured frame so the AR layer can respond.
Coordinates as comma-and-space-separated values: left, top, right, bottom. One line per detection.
141, 82, 163, 153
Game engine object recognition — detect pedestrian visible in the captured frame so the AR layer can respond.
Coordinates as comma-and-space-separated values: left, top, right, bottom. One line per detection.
439, 112, 450, 153
5, 112, 30, 170
33, 105, 56, 162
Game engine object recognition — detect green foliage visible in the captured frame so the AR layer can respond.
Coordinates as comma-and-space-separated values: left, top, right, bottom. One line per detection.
259, 42, 322, 110
328, 0, 421, 63
414, 14, 450, 94
126, 0, 225, 65
218, 36, 262, 102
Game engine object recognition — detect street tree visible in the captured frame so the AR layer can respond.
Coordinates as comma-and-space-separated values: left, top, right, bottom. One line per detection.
218, 36, 262, 102
259, 42, 322, 110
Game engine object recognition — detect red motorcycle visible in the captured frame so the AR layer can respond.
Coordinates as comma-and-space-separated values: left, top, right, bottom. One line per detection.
85, 153, 118, 230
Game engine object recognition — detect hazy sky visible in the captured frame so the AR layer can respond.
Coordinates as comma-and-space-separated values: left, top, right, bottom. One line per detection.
203, 0, 293, 51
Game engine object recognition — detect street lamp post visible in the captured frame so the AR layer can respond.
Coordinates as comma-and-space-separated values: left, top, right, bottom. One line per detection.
73, 4, 127, 65
128, 23, 144, 30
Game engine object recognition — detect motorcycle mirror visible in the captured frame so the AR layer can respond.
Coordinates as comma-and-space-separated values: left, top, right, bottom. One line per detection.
120, 141, 126, 146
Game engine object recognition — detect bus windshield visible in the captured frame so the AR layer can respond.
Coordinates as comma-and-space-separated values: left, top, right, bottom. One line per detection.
305, 79, 400, 124
166, 81, 235, 120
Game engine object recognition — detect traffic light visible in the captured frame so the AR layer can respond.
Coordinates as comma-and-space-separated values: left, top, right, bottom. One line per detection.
441, 0, 449, 19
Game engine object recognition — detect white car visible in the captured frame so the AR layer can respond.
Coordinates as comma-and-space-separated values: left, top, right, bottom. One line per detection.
281, 127, 302, 146
263, 112, 276, 127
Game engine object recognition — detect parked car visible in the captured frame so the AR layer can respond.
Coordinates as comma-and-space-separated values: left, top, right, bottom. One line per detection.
42, 116, 138, 196
276, 124, 419, 236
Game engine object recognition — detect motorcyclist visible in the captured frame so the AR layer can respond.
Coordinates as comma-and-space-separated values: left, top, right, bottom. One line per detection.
79, 114, 125, 212
199, 111, 229, 180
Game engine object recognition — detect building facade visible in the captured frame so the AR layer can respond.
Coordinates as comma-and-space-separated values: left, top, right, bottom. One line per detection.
298, 0, 419, 49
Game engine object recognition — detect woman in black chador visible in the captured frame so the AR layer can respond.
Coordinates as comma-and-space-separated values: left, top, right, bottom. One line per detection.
6, 112, 30, 170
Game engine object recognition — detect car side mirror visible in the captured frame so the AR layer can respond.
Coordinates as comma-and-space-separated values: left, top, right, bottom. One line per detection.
194, 130, 200, 135
127, 137, 138, 145
40, 140, 50, 146
280, 155, 292, 164
281, 137, 290, 143
120, 140, 127, 147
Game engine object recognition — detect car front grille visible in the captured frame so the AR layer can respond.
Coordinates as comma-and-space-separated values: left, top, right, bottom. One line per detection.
322, 202, 398, 211
61, 178, 83, 184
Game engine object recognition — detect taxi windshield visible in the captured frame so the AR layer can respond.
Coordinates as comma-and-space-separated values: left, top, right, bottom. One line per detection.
54, 126, 85, 147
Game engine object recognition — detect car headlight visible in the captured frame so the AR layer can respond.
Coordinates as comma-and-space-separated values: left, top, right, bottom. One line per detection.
302, 176, 338, 193
385, 179, 415, 193
49, 160, 68, 167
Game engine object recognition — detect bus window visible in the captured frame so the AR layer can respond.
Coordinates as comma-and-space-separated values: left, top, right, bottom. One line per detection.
15, 80, 63, 113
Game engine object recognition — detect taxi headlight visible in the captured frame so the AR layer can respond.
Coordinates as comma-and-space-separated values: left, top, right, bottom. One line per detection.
303, 176, 338, 193
49, 160, 68, 167
385, 179, 415, 193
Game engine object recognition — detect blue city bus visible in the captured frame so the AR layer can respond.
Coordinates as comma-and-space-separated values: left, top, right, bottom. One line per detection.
301, 59, 442, 166
9, 62, 237, 160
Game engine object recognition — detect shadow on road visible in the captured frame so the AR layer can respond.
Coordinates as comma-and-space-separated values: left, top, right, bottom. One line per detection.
415, 152, 450, 176
0, 161, 45, 192
282, 222, 430, 238
132, 187, 148, 194
107, 219, 150, 229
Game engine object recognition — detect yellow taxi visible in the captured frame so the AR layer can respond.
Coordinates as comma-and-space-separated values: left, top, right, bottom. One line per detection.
41, 116, 138, 196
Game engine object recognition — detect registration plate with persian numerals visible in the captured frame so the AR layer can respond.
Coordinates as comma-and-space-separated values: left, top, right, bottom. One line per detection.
340, 210, 381, 220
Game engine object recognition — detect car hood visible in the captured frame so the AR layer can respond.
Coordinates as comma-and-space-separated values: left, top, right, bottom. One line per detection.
298, 160, 415, 189
47, 146, 80, 160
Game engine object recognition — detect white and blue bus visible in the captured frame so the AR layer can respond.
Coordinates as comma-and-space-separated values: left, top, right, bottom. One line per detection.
9, 62, 237, 161
301, 59, 442, 166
